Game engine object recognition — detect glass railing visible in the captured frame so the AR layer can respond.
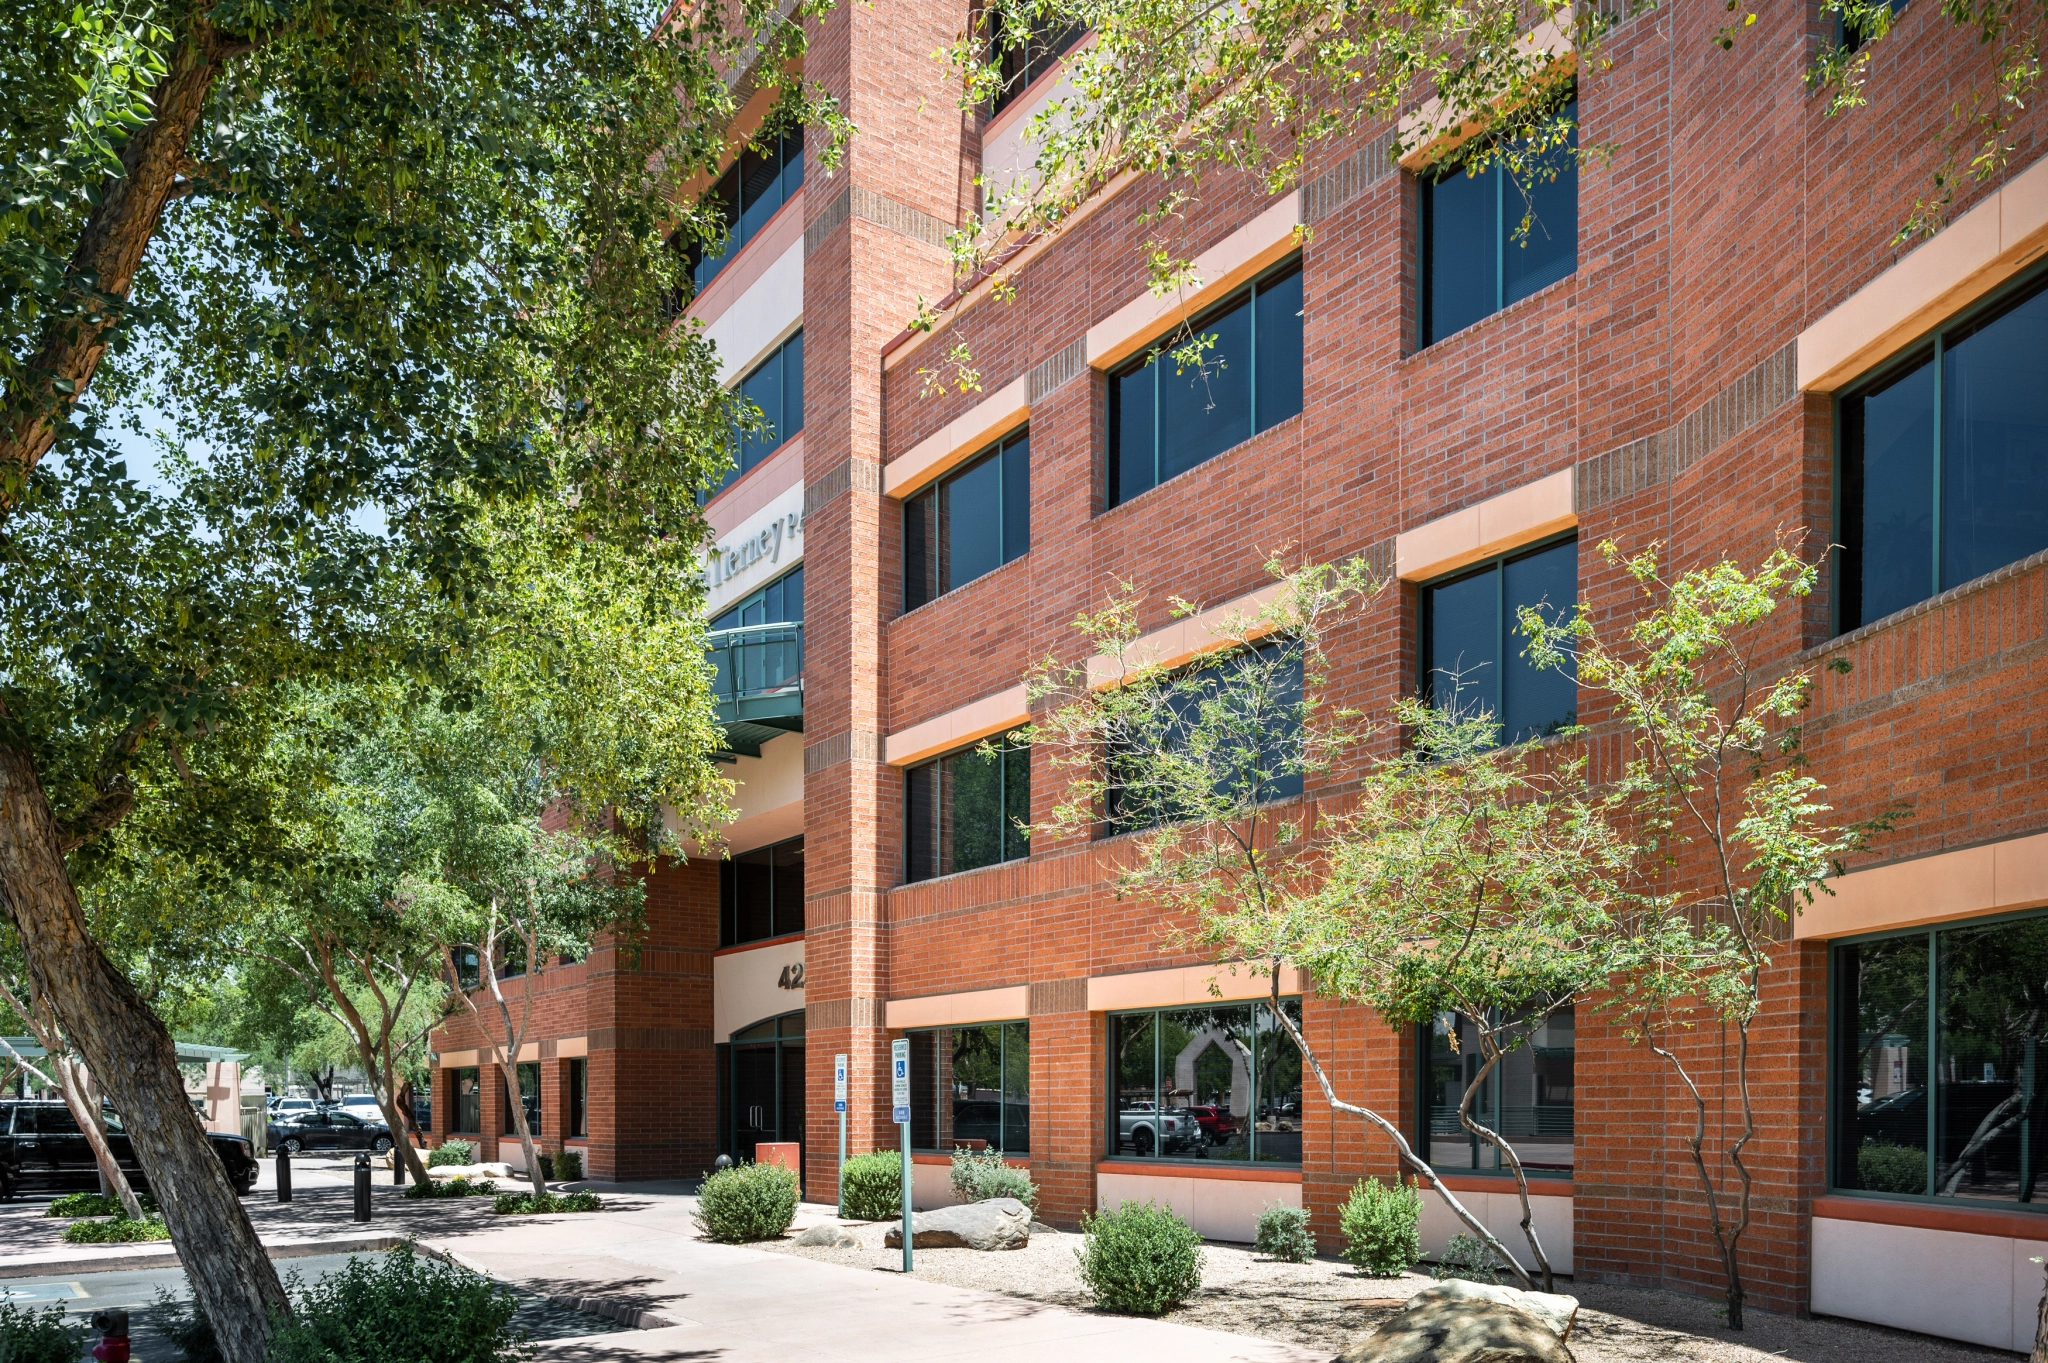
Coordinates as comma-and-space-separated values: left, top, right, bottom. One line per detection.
707, 621, 804, 725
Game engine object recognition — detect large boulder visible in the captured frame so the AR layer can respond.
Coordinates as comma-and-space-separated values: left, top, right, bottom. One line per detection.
795, 1224, 862, 1248
1340, 1292, 1574, 1363
425, 1162, 514, 1181
1407, 1281, 1579, 1341
883, 1198, 1031, 1251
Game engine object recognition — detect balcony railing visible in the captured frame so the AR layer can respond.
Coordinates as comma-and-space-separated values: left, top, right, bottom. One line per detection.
707, 621, 803, 731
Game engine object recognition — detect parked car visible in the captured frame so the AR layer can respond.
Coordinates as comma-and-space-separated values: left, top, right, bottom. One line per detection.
338, 1095, 385, 1120
266, 1107, 394, 1156
951, 1100, 1030, 1152
0, 1100, 258, 1199
268, 1097, 322, 1119
1117, 1101, 1198, 1156
1186, 1104, 1243, 1145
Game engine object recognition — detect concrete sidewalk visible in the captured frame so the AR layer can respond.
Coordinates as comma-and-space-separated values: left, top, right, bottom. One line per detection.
425, 1191, 1331, 1363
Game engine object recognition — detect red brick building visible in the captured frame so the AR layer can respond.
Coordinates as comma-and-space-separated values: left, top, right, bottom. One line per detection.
431, 2, 2048, 1349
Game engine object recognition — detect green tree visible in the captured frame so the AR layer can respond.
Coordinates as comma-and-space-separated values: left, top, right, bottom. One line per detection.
1522, 541, 1900, 1329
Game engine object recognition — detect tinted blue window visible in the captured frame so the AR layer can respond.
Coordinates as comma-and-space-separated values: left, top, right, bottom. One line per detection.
1838, 274, 2048, 633
903, 429, 1030, 609
1107, 258, 1304, 508
1422, 99, 1579, 345
781, 329, 804, 441
1424, 537, 1578, 744
688, 130, 804, 293
710, 330, 804, 499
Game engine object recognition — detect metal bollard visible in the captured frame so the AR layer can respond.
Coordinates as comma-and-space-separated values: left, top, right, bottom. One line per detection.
393, 1151, 406, 1185
352, 1152, 372, 1222
276, 1145, 292, 1203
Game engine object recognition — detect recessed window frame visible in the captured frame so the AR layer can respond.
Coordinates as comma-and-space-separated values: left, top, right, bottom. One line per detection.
1831, 260, 2048, 637
1106, 255, 1305, 510
681, 127, 805, 294
1412, 1005, 1576, 1182
452, 1066, 481, 1135
567, 1057, 587, 1140
904, 731, 1031, 884
711, 329, 805, 500
988, 17, 1085, 115
719, 834, 806, 947
1417, 531, 1579, 746
1827, 904, 2048, 1213
902, 1019, 1032, 1154
902, 426, 1030, 612
1105, 998, 1305, 1166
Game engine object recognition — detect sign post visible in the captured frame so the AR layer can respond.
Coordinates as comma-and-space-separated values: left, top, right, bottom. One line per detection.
891, 1038, 912, 1273
834, 1053, 848, 1213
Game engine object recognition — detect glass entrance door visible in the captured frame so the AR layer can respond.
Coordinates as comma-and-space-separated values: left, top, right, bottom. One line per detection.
726, 1011, 806, 1186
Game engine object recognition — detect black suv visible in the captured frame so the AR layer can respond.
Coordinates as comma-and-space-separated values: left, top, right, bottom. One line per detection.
0, 1100, 259, 1199
265, 1107, 395, 1156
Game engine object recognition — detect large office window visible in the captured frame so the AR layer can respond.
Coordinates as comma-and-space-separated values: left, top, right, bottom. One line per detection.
1420, 536, 1577, 744
1109, 1000, 1303, 1163
685, 128, 804, 293
1109, 258, 1304, 508
1416, 1007, 1575, 1178
502, 1062, 540, 1136
720, 835, 805, 947
710, 331, 805, 499
453, 1066, 481, 1135
905, 733, 1030, 883
1420, 99, 1579, 346
903, 429, 1030, 610
1833, 912, 2048, 1206
711, 565, 803, 634
1837, 273, 2048, 633
906, 1021, 1031, 1153
1106, 640, 1305, 833
989, 16, 1084, 114
567, 1058, 587, 1140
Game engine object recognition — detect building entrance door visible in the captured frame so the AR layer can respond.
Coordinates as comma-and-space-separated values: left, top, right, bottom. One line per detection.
726, 1011, 806, 1185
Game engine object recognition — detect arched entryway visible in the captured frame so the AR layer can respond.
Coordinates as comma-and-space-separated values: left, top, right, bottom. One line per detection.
720, 1010, 805, 1181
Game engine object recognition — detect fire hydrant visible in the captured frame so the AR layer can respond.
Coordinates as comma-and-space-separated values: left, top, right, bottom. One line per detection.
89, 1308, 130, 1363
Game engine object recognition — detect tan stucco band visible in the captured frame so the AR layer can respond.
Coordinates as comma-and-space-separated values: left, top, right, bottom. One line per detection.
884, 684, 1030, 767
884, 985, 1030, 1030
1794, 830, 2048, 939
1394, 468, 1577, 582
883, 376, 1030, 499
1394, 18, 1576, 172
1799, 150, 2048, 392
1083, 582, 1289, 689
1085, 195, 1303, 372
1086, 961, 1309, 1011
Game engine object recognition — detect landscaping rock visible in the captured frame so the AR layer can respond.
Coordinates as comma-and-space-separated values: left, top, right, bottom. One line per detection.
1408, 1281, 1579, 1341
426, 1162, 514, 1181
883, 1198, 1031, 1251
796, 1224, 862, 1248
1339, 1295, 1572, 1363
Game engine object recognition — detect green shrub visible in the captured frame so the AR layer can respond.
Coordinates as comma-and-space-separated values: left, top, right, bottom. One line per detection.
150, 1286, 221, 1363
692, 1162, 798, 1242
492, 1191, 602, 1215
266, 1243, 524, 1363
403, 1176, 498, 1200
949, 1146, 1038, 1211
1075, 1201, 1205, 1316
1858, 1141, 1927, 1194
838, 1150, 902, 1221
1430, 1233, 1504, 1284
1254, 1202, 1315, 1263
0, 1301, 84, 1363
1338, 1178, 1420, 1276
45, 1190, 155, 1219
61, 1215, 171, 1244
553, 1149, 583, 1182
428, 1138, 476, 1168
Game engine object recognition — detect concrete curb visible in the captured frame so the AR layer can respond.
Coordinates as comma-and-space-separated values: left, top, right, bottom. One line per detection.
0, 1234, 406, 1280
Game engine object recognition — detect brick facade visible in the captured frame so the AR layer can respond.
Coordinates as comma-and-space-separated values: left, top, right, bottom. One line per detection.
428, 0, 2048, 1334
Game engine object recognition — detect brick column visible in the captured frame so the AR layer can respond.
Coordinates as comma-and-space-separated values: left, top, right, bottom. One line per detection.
1026, 984, 1100, 1228
797, 0, 967, 1209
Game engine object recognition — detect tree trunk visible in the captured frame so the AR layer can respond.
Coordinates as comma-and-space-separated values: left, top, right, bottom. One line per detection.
56, 1054, 145, 1219
0, 733, 289, 1362
311, 943, 430, 1184
495, 1057, 548, 1198
1457, 1040, 1555, 1292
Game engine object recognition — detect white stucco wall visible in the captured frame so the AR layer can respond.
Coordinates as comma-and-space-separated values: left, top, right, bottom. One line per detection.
1812, 1214, 2048, 1352
1095, 1169, 1300, 1243
703, 237, 803, 388
713, 937, 805, 1041
1417, 1187, 1574, 1276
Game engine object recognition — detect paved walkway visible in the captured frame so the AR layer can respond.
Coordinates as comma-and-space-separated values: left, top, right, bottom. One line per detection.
420, 1192, 1327, 1363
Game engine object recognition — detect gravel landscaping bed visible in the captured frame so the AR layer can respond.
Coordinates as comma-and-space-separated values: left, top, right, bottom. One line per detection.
756, 1220, 2020, 1362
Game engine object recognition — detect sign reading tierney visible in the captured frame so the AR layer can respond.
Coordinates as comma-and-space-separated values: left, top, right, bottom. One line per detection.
705, 507, 803, 591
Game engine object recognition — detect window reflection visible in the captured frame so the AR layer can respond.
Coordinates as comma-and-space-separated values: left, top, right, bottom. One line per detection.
906, 1021, 1030, 1154
1418, 1005, 1575, 1176
1108, 1000, 1302, 1164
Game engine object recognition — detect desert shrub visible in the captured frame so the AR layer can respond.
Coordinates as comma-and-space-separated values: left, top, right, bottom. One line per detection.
492, 1191, 602, 1215
266, 1243, 524, 1363
1338, 1178, 1420, 1276
45, 1191, 156, 1219
428, 1139, 476, 1168
61, 1215, 171, 1244
1254, 1202, 1315, 1263
1075, 1201, 1205, 1316
553, 1149, 583, 1182
1430, 1233, 1505, 1284
1858, 1141, 1926, 1195
838, 1150, 902, 1221
403, 1176, 498, 1200
949, 1147, 1038, 1211
150, 1287, 222, 1363
692, 1162, 798, 1242
0, 1301, 83, 1363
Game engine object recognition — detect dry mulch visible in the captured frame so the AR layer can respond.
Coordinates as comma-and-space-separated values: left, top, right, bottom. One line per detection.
757, 1220, 2021, 1362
